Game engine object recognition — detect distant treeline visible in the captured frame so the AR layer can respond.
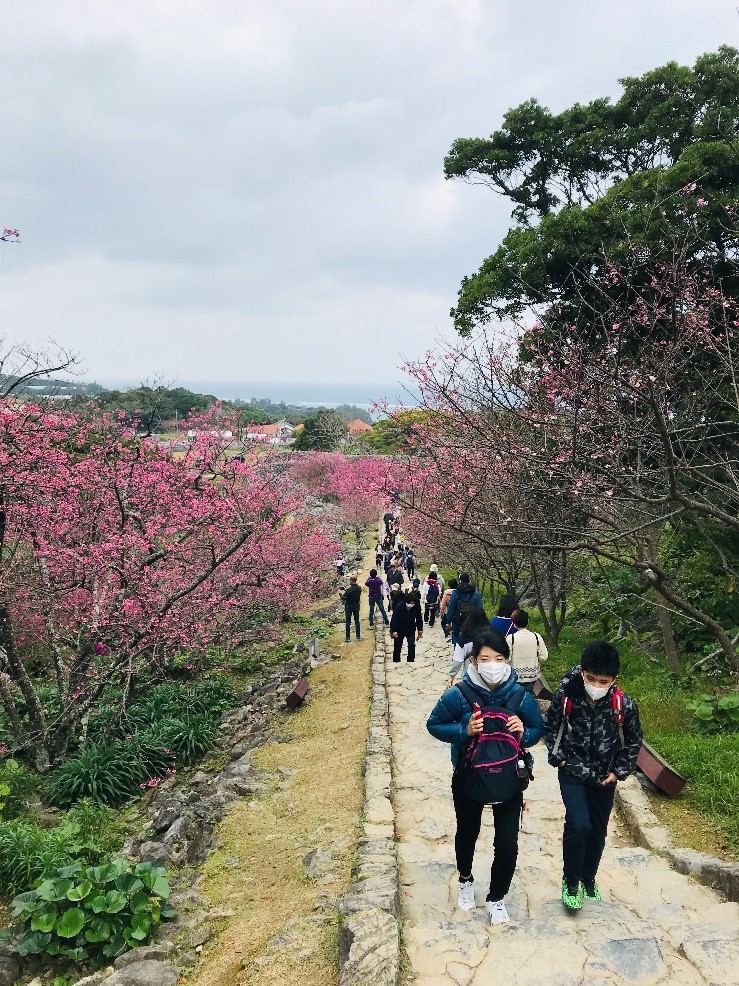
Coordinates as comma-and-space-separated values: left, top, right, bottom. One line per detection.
4, 377, 374, 431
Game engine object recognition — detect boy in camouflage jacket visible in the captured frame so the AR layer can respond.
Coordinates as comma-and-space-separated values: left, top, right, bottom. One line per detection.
543, 641, 642, 911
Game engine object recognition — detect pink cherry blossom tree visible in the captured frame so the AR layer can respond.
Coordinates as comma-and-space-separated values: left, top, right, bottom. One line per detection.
0, 403, 340, 769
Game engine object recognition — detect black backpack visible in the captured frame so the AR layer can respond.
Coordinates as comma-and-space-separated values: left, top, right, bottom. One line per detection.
454, 681, 532, 804
425, 582, 440, 605
454, 593, 477, 628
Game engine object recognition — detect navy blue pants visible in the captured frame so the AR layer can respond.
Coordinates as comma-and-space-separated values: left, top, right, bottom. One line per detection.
344, 605, 360, 641
369, 597, 389, 626
558, 771, 615, 888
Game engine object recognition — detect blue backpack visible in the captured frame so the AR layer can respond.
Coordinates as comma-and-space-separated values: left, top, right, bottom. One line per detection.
454, 681, 532, 804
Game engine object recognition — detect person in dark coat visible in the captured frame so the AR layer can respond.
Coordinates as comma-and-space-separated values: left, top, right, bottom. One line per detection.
340, 576, 362, 643
390, 589, 423, 662
543, 641, 642, 912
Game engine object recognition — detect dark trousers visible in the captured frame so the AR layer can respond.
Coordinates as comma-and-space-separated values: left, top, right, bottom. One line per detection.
452, 772, 523, 901
392, 632, 416, 662
369, 597, 389, 626
407, 564, 415, 578
558, 771, 615, 888
424, 603, 438, 626
345, 605, 360, 640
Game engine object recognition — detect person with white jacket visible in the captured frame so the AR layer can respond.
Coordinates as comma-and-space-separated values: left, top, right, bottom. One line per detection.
506, 609, 548, 692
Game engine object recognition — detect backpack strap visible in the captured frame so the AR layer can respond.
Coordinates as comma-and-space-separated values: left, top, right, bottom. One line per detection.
551, 695, 573, 758
534, 633, 540, 659
612, 687, 626, 749
455, 680, 479, 709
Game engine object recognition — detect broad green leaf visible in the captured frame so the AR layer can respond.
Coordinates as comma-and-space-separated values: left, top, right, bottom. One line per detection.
85, 917, 112, 943
115, 874, 144, 895
89, 861, 124, 884
10, 891, 39, 917
129, 890, 152, 915
104, 890, 128, 914
56, 908, 86, 939
16, 931, 52, 956
57, 863, 84, 879
151, 876, 170, 899
128, 912, 151, 940
30, 908, 58, 933
60, 946, 88, 960
102, 935, 128, 958
37, 879, 74, 903
67, 880, 93, 902
89, 895, 108, 914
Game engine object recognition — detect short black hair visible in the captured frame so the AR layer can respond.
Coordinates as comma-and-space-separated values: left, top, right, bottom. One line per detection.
497, 594, 519, 618
459, 572, 471, 584
471, 628, 510, 660
513, 609, 529, 628
581, 640, 620, 676
459, 607, 490, 644
370, 569, 377, 578
447, 578, 459, 590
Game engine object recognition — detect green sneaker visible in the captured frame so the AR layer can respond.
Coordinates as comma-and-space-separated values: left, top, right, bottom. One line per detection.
580, 881, 601, 901
561, 880, 582, 911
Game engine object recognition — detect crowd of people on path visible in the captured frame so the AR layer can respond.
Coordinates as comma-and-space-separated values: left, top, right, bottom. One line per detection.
338, 506, 643, 927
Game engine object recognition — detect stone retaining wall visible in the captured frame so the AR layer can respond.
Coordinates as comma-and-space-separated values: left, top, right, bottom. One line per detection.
338, 623, 400, 986
616, 776, 739, 902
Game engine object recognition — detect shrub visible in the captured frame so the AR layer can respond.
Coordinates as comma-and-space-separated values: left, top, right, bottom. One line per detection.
49, 743, 148, 807
0, 820, 79, 897
0, 758, 39, 818
3, 858, 176, 965
686, 692, 739, 733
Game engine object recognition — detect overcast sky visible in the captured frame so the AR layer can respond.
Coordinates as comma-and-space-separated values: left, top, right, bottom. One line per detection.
1, 1, 737, 395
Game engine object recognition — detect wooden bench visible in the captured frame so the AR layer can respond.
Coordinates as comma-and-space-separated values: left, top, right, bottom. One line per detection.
285, 676, 310, 709
636, 741, 686, 798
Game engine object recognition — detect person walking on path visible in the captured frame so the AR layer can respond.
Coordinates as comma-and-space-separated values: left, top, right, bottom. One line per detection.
426, 564, 445, 595
365, 568, 390, 628
506, 609, 548, 692
422, 572, 441, 626
447, 607, 491, 686
341, 575, 362, 643
387, 560, 405, 592
405, 548, 416, 579
490, 594, 518, 636
427, 629, 544, 925
439, 577, 458, 640
390, 589, 424, 662
446, 572, 483, 647
543, 641, 642, 912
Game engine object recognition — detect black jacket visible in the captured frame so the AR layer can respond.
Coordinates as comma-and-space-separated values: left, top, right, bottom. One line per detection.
342, 584, 362, 609
543, 666, 642, 784
390, 599, 423, 636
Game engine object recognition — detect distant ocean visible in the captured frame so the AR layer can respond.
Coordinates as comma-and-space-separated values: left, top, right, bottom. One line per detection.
97, 379, 414, 411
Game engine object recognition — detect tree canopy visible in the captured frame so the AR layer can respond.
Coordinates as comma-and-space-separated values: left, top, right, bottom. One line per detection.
292, 410, 348, 451
445, 46, 739, 335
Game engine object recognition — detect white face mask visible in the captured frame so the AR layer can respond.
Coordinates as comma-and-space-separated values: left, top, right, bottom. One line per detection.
583, 681, 610, 701
476, 662, 511, 686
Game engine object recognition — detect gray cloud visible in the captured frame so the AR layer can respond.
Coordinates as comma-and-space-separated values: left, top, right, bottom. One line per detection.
1, 0, 737, 388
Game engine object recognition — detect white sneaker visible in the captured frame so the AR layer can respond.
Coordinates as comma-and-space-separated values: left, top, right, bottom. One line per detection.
486, 900, 510, 925
457, 879, 476, 911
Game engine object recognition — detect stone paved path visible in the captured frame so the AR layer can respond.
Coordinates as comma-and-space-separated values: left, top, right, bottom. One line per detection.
384, 626, 739, 986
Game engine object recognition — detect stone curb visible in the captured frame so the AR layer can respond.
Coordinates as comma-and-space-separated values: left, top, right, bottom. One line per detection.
337, 621, 400, 986
615, 776, 739, 902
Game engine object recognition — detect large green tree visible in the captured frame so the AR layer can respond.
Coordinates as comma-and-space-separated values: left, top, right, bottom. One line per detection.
293, 410, 348, 451
445, 46, 739, 336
